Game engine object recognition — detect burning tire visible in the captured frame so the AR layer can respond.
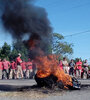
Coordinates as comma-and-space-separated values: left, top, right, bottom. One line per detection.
35, 74, 81, 90
35, 74, 64, 89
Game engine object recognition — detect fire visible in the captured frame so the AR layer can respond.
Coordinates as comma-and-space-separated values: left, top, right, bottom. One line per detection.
28, 39, 38, 50
35, 55, 73, 88
28, 39, 73, 88
36, 56, 52, 78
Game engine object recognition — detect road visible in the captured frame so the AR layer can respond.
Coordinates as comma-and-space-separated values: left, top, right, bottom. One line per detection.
0, 79, 36, 86
0, 79, 90, 100
0, 79, 90, 86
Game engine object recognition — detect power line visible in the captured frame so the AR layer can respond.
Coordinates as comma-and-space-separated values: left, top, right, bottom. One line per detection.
38, 0, 90, 12
64, 30, 90, 38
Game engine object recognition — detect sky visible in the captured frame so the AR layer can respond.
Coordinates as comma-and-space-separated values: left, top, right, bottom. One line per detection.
0, 0, 90, 61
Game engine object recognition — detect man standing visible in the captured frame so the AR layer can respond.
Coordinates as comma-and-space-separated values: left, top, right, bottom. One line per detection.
32, 60, 37, 79
21, 60, 26, 79
0, 59, 2, 79
59, 59, 63, 70
9, 60, 16, 79
16, 53, 23, 79
83, 59, 88, 74
62, 57, 69, 74
69, 59, 75, 76
76, 59, 82, 79
26, 59, 33, 79
83, 59, 89, 79
2, 58, 10, 79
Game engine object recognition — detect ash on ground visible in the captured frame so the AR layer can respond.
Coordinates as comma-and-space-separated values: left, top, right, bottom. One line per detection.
0, 88, 65, 99
0, 86, 90, 100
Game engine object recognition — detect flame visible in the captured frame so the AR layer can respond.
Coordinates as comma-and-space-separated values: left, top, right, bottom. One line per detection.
28, 39, 72, 88
36, 56, 52, 78
35, 55, 73, 87
28, 39, 37, 50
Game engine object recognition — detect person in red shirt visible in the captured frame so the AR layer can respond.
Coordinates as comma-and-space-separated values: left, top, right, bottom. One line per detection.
59, 59, 63, 70
0, 58, 3, 79
21, 60, 26, 79
75, 59, 82, 78
9, 61, 16, 79
2, 58, 11, 79
26, 58, 33, 79
16, 53, 23, 79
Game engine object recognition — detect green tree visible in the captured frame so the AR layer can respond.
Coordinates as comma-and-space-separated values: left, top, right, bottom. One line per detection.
0, 42, 11, 60
9, 48, 18, 61
52, 33, 73, 55
11, 41, 29, 61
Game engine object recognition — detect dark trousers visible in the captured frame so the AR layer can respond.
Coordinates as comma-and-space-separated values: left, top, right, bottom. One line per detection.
69, 67, 74, 75
2, 69, 9, 79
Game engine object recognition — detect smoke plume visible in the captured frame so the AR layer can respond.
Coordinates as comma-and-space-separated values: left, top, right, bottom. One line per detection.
0, 0, 52, 58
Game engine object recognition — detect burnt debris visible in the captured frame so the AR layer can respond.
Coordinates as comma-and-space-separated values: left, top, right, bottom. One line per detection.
35, 74, 81, 90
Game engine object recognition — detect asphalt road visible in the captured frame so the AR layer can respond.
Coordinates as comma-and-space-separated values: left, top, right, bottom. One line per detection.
0, 79, 36, 86
0, 79, 90, 100
0, 79, 90, 86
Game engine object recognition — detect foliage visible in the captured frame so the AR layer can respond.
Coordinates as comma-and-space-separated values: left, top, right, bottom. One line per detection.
11, 41, 29, 61
0, 33, 73, 61
52, 33, 73, 55
0, 41, 29, 61
9, 48, 18, 61
0, 42, 11, 60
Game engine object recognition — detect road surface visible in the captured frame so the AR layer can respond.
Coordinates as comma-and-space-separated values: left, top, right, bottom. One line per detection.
0, 79, 90, 100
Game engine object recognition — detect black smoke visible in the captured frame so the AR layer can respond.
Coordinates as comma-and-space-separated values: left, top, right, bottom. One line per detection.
0, 0, 52, 58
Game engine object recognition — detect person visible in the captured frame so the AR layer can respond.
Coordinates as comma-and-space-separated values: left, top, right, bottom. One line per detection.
83, 59, 89, 79
21, 60, 26, 79
75, 59, 82, 79
26, 58, 33, 79
62, 57, 69, 74
2, 58, 11, 79
59, 59, 63, 70
0, 59, 3, 79
69, 59, 75, 76
16, 53, 23, 79
9, 60, 16, 79
32, 60, 37, 78
83, 59, 88, 74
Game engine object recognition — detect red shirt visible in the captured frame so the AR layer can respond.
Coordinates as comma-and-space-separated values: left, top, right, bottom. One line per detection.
27, 61, 32, 69
16, 57, 22, 65
76, 61, 82, 70
11, 61, 16, 69
59, 61, 63, 70
21, 62, 26, 70
2, 61, 10, 70
0, 61, 2, 70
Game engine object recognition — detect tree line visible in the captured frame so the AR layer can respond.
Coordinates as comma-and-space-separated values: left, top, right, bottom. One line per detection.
0, 33, 73, 61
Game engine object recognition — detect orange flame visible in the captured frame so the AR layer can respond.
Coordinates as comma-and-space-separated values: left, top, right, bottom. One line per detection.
28, 39, 72, 88
35, 55, 73, 87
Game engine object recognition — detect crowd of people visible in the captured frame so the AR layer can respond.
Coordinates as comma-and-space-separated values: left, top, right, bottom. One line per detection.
0, 53, 37, 80
59, 57, 90, 79
0, 54, 89, 80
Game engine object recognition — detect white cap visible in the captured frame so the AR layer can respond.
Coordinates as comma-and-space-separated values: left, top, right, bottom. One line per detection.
18, 53, 21, 56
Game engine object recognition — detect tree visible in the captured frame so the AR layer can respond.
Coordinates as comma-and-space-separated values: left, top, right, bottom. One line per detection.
11, 40, 29, 61
0, 42, 11, 60
52, 33, 73, 55
9, 48, 18, 61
